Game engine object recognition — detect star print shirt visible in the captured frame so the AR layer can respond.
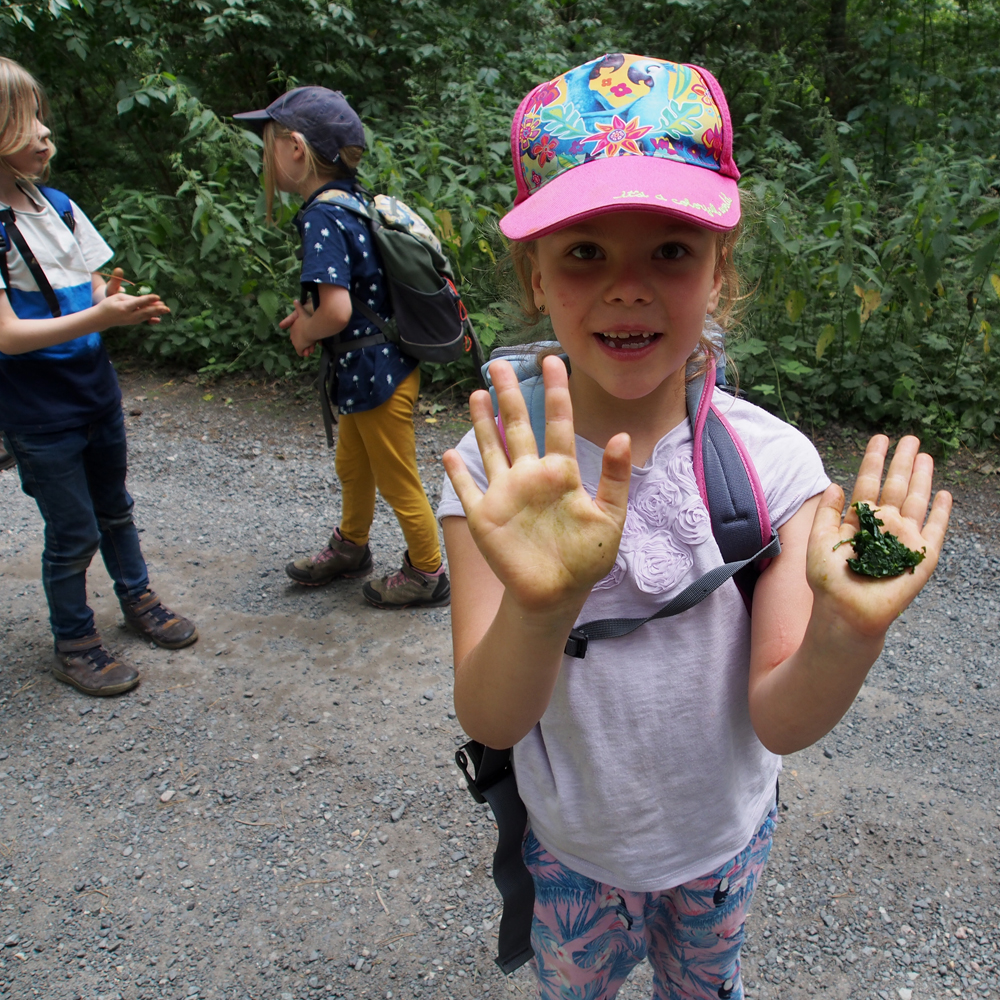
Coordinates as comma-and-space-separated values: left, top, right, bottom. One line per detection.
297, 184, 417, 414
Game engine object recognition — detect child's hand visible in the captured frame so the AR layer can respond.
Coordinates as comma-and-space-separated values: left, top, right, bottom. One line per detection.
806, 435, 951, 638
443, 355, 631, 615
280, 299, 316, 357
105, 267, 126, 297
97, 291, 170, 328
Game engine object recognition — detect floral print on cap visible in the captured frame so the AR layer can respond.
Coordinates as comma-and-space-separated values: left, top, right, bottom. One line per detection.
515, 54, 727, 197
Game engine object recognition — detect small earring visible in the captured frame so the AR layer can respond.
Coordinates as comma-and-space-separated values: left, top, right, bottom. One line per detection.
538, 304, 547, 315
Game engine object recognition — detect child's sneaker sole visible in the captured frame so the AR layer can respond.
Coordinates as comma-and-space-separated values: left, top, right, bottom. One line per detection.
285, 560, 373, 585
361, 585, 452, 610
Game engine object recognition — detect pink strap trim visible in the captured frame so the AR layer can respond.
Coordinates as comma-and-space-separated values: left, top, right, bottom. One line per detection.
691, 356, 716, 510
712, 403, 775, 569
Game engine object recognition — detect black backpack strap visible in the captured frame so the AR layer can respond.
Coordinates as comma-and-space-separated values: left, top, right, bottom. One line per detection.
318, 346, 337, 448
316, 331, 390, 448
330, 330, 386, 355
350, 298, 390, 339
455, 742, 535, 973
0, 208, 62, 317
0, 219, 9, 294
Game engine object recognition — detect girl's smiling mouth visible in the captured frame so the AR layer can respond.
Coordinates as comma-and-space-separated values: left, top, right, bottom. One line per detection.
594, 329, 662, 353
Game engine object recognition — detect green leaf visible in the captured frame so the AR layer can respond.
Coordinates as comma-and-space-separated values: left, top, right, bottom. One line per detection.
970, 236, 1000, 279
200, 229, 224, 259
780, 359, 814, 376
844, 309, 861, 344
837, 262, 853, 290
815, 324, 836, 360
923, 253, 941, 288
257, 290, 279, 320
116, 96, 135, 115
969, 209, 999, 232
784, 290, 806, 323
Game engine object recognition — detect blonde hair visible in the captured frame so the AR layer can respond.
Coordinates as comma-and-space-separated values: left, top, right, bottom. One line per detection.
0, 57, 54, 181
262, 120, 364, 223
506, 221, 744, 377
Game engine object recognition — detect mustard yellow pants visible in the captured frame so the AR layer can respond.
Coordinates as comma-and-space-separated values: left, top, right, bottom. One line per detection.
335, 368, 441, 573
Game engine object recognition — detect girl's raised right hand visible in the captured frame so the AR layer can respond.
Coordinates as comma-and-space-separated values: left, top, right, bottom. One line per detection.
97, 291, 170, 328
443, 355, 631, 615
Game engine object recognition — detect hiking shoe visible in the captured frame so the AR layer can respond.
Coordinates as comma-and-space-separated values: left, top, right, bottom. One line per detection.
285, 527, 373, 586
121, 590, 198, 649
54, 633, 140, 696
362, 552, 451, 609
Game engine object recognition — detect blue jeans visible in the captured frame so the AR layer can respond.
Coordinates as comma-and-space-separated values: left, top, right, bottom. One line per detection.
4, 408, 149, 642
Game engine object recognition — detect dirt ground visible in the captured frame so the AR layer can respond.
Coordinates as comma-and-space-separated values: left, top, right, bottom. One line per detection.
1, 369, 998, 1000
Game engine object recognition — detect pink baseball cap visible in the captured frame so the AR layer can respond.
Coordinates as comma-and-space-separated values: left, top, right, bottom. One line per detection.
500, 54, 740, 241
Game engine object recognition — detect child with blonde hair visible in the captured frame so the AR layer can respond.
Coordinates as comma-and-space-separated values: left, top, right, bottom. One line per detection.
0, 57, 197, 696
439, 54, 951, 998
236, 88, 449, 609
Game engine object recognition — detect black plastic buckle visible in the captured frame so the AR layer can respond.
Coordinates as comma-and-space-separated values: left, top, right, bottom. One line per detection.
455, 741, 517, 805
564, 628, 588, 659
455, 744, 487, 804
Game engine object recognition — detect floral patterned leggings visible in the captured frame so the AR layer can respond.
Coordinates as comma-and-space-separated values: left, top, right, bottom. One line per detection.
523, 809, 776, 1000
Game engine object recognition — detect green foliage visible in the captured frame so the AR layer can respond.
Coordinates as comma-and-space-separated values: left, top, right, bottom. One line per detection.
834, 502, 926, 577
96, 77, 304, 374
730, 116, 1000, 452
2, 0, 1000, 444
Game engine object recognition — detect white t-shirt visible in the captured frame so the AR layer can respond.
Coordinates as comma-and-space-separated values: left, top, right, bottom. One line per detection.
0, 182, 111, 315
437, 389, 830, 891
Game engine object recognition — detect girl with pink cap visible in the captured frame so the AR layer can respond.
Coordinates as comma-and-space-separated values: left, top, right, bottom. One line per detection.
437, 54, 951, 998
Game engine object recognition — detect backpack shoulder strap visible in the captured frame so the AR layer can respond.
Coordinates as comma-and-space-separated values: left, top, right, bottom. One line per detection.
686, 355, 776, 604
483, 347, 780, 658
562, 357, 780, 657
312, 186, 370, 219
454, 742, 534, 974
483, 346, 559, 458
35, 185, 76, 233
0, 207, 62, 316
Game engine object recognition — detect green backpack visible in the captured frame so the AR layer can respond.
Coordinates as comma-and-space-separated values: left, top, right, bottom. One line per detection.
302, 185, 485, 445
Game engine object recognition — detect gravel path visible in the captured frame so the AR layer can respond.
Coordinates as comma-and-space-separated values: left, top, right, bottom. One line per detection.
0, 372, 998, 1000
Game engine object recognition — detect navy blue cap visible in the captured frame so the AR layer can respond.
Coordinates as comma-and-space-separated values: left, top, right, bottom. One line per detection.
234, 87, 365, 164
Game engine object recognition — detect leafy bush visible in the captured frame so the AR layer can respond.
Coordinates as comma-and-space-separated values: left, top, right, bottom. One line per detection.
3, 0, 1000, 445
97, 77, 304, 375
732, 114, 1000, 451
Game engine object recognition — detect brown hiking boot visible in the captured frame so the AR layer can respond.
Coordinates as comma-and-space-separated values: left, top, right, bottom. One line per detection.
285, 527, 373, 585
121, 590, 198, 649
362, 552, 450, 609
54, 633, 139, 696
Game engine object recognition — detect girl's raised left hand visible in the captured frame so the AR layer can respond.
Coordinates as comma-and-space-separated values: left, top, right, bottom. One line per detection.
806, 435, 951, 638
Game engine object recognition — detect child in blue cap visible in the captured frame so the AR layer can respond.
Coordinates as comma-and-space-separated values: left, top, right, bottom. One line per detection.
236, 88, 449, 609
